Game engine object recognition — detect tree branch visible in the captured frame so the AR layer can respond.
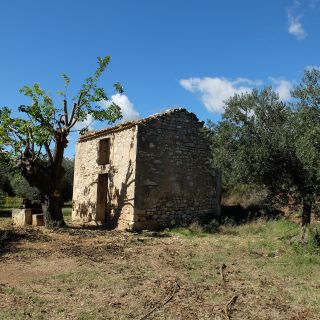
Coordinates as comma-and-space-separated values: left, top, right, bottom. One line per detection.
8, 125, 26, 143
67, 90, 88, 129
19, 105, 54, 132
44, 142, 53, 163
63, 99, 68, 125
34, 144, 43, 161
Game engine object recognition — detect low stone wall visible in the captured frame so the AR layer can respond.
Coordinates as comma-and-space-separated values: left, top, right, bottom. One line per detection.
12, 209, 44, 227
12, 209, 32, 227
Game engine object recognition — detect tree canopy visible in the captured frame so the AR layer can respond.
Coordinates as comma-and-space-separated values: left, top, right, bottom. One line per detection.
209, 68, 320, 239
0, 55, 123, 227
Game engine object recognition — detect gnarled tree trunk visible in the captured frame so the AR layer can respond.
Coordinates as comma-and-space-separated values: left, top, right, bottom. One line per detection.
300, 195, 312, 244
42, 192, 65, 228
19, 134, 68, 228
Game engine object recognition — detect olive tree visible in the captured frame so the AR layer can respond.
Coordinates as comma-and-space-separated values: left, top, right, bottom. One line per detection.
209, 76, 320, 241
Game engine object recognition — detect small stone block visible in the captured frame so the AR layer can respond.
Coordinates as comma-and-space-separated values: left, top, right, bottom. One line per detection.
12, 209, 32, 227
32, 214, 45, 226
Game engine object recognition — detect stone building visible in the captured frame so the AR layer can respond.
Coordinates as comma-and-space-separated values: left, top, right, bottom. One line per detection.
72, 108, 221, 230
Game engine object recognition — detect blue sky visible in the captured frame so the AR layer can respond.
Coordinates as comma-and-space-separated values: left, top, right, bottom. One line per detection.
1, 0, 320, 156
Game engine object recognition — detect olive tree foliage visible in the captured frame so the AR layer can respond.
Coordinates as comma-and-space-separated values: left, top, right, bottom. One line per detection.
0, 156, 10, 195
209, 87, 295, 193
9, 173, 40, 200
291, 68, 320, 228
209, 69, 320, 239
60, 157, 74, 202
0, 56, 123, 227
0, 157, 74, 201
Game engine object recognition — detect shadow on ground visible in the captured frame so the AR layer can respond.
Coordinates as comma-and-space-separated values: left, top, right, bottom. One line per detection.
0, 228, 51, 257
221, 204, 282, 224
0, 209, 12, 218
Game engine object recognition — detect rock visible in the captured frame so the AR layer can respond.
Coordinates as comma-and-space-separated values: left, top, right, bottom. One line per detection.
32, 214, 45, 226
12, 209, 32, 227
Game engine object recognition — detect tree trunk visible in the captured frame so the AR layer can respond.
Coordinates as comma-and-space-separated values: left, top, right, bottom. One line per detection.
19, 134, 68, 228
300, 196, 312, 244
302, 198, 311, 226
42, 192, 66, 228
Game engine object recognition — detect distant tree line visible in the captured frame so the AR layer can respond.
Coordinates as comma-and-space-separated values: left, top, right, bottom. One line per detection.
208, 68, 320, 241
0, 157, 74, 202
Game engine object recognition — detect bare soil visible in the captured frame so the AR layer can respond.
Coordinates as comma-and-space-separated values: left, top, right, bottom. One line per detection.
0, 219, 319, 320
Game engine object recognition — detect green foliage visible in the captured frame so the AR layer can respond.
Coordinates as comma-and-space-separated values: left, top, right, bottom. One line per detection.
75, 56, 123, 125
209, 87, 293, 190
0, 160, 9, 193
0, 157, 74, 201
209, 69, 320, 219
60, 158, 74, 201
170, 220, 222, 237
0, 55, 122, 225
0, 196, 23, 208
9, 174, 40, 200
0, 55, 123, 161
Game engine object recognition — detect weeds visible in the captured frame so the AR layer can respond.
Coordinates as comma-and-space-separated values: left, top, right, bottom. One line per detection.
0, 217, 320, 319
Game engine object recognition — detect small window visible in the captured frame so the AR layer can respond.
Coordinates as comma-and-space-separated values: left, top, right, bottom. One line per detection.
98, 138, 110, 165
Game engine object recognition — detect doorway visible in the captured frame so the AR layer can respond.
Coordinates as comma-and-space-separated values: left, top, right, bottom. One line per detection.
96, 174, 108, 223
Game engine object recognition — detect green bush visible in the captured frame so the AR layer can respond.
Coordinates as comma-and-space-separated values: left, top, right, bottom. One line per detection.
0, 196, 23, 208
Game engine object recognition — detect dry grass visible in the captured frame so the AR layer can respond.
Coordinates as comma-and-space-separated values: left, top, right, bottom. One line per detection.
0, 215, 319, 319
222, 184, 269, 208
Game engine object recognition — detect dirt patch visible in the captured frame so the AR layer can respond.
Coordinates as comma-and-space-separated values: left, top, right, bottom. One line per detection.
0, 257, 77, 285
0, 221, 319, 319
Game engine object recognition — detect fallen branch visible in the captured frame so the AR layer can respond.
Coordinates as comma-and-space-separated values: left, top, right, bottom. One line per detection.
139, 281, 180, 320
225, 294, 238, 320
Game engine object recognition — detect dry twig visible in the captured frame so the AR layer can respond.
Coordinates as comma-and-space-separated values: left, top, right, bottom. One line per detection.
225, 294, 238, 320
27, 283, 40, 293
220, 263, 227, 284
139, 281, 180, 320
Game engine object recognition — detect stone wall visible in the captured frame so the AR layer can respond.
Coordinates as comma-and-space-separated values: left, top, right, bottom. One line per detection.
72, 108, 221, 231
133, 109, 221, 230
72, 125, 138, 229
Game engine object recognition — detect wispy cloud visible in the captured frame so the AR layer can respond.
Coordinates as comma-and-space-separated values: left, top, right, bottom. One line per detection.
287, 1, 307, 40
288, 13, 307, 39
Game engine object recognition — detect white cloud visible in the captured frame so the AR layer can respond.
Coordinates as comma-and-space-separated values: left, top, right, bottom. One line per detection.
287, 1, 307, 40
100, 94, 140, 121
232, 78, 263, 86
270, 78, 293, 101
74, 94, 139, 132
109, 94, 140, 121
288, 13, 307, 39
180, 76, 295, 113
179, 77, 258, 114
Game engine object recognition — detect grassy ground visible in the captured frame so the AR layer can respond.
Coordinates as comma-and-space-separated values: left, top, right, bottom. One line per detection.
0, 214, 319, 319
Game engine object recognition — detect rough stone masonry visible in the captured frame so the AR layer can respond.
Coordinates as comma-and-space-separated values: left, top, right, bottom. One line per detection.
72, 108, 221, 230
